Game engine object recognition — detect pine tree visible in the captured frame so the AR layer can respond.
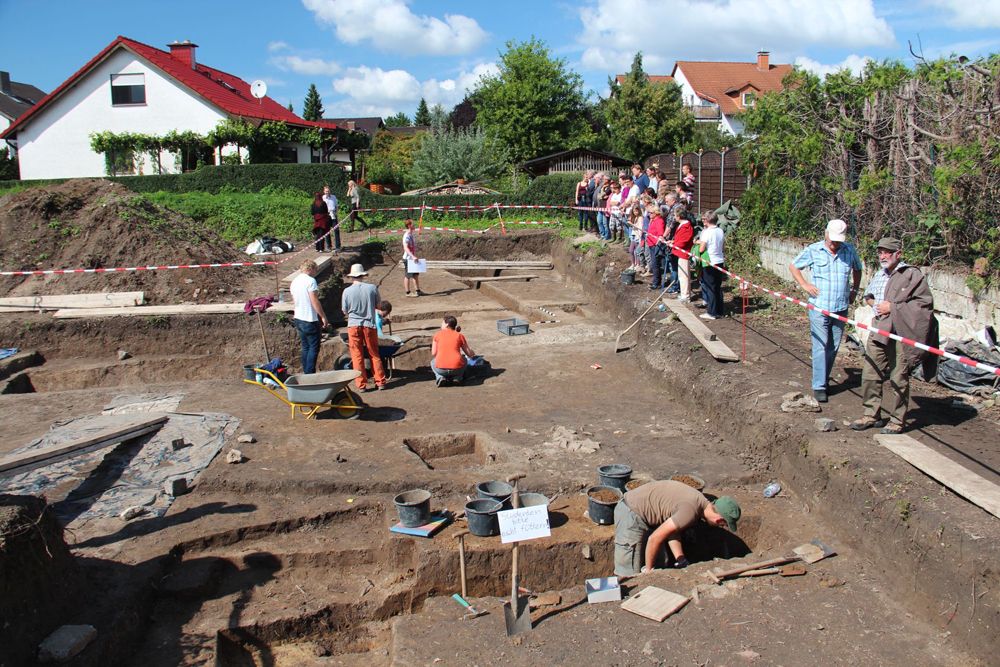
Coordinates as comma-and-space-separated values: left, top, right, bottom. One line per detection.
303, 84, 324, 121
287, 102, 294, 113
414, 98, 431, 126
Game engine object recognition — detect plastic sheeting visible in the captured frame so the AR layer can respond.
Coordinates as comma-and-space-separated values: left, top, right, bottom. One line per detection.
0, 393, 238, 523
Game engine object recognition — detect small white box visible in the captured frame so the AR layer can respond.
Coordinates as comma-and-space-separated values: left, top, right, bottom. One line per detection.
585, 577, 622, 603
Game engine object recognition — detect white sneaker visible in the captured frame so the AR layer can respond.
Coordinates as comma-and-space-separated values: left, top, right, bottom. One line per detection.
699, 313, 717, 320
677, 297, 690, 303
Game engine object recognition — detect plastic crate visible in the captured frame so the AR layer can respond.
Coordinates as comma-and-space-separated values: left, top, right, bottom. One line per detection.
497, 318, 530, 336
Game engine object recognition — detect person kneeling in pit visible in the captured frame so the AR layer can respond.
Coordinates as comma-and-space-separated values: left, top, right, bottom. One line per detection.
431, 315, 476, 387
614, 480, 741, 576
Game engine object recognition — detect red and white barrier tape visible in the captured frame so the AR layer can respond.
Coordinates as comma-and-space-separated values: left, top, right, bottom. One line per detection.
628, 218, 1000, 377
374, 226, 485, 235
1, 261, 276, 276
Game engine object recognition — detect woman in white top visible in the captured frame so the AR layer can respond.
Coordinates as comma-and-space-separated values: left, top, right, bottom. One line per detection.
696, 210, 725, 320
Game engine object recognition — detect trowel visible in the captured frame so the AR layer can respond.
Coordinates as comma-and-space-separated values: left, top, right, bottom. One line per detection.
503, 474, 533, 636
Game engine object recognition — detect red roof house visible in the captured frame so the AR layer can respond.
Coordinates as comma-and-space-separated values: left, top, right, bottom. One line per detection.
2, 36, 338, 180
670, 51, 793, 134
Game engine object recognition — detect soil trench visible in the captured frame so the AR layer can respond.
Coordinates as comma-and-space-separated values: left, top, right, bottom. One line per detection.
0, 230, 994, 666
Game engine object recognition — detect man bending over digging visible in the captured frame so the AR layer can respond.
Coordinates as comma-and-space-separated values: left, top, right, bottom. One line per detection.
614, 480, 741, 576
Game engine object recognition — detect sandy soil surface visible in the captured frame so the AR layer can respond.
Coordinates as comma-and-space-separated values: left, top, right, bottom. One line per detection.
0, 229, 995, 666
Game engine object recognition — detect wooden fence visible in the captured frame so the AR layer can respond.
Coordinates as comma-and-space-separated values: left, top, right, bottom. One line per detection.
644, 149, 749, 214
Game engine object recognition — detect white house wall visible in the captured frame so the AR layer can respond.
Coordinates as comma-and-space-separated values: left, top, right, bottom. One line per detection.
15, 48, 228, 180
673, 65, 742, 136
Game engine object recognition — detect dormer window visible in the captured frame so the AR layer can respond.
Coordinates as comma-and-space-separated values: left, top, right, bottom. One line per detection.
111, 72, 145, 105
742, 91, 756, 107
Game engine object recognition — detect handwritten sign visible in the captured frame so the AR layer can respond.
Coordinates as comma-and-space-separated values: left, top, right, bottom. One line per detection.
498, 505, 551, 544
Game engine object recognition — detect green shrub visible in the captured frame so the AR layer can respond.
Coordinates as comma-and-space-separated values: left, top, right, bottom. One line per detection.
119, 163, 349, 195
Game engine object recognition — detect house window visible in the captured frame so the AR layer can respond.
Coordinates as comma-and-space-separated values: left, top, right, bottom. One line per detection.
107, 150, 136, 175
277, 145, 299, 164
111, 73, 146, 105
742, 92, 756, 107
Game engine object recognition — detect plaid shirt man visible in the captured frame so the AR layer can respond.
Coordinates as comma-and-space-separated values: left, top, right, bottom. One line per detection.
863, 262, 907, 304
793, 241, 863, 312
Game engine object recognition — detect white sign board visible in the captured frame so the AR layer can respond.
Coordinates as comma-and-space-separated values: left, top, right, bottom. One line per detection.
406, 259, 427, 273
498, 505, 551, 543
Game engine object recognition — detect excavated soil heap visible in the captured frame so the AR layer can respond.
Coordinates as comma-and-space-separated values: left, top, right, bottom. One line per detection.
0, 179, 261, 303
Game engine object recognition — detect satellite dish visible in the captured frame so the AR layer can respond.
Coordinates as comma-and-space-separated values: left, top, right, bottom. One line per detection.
250, 80, 268, 99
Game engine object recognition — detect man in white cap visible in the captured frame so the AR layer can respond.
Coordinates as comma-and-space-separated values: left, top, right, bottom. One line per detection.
341, 263, 387, 391
788, 219, 862, 402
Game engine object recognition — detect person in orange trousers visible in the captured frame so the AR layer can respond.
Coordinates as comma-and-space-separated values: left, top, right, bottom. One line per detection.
341, 264, 387, 391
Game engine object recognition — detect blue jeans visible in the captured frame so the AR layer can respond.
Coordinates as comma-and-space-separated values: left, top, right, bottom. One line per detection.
596, 212, 609, 239
431, 359, 466, 383
664, 254, 679, 292
700, 265, 725, 317
808, 308, 847, 390
577, 206, 588, 230
294, 319, 322, 374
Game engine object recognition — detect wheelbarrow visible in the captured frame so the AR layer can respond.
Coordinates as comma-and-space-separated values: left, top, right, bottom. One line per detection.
243, 367, 365, 420
336, 332, 404, 379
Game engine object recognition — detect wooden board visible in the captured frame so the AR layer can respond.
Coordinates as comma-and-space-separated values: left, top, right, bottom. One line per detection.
662, 300, 739, 362
281, 254, 334, 285
457, 274, 539, 288
0, 415, 167, 477
0, 291, 144, 313
425, 260, 551, 269
388, 512, 452, 537
620, 586, 690, 622
875, 433, 1000, 519
53, 302, 294, 319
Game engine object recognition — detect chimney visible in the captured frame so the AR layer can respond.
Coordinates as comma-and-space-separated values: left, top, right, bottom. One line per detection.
756, 50, 770, 71
0, 71, 11, 96
167, 40, 198, 69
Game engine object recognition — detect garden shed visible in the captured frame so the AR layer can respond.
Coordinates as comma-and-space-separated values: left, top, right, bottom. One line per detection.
519, 148, 630, 177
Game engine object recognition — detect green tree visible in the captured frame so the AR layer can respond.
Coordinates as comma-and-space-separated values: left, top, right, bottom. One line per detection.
472, 38, 594, 163
677, 122, 739, 153
407, 126, 509, 187
364, 129, 424, 189
287, 102, 294, 113
429, 103, 448, 129
0, 146, 19, 180
414, 98, 431, 126
302, 84, 324, 121
385, 112, 411, 127
604, 52, 693, 160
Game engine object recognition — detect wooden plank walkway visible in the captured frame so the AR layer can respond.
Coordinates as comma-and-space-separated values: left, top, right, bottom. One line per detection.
875, 433, 1000, 519
53, 302, 294, 319
662, 300, 738, 362
0, 291, 144, 313
281, 254, 334, 285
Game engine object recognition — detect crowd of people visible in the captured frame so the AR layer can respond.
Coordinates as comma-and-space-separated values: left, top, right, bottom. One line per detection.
576, 163, 724, 319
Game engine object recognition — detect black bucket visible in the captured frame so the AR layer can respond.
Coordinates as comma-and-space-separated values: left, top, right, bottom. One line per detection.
519, 492, 550, 520
587, 485, 622, 525
597, 464, 633, 491
243, 364, 258, 381
476, 480, 513, 510
393, 489, 432, 528
620, 271, 636, 285
465, 498, 502, 537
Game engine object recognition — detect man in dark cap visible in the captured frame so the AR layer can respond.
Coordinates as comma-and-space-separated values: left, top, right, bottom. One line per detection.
850, 238, 934, 434
614, 480, 741, 576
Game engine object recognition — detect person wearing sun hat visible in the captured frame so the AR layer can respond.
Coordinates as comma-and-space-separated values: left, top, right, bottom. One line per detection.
789, 219, 863, 403
614, 479, 741, 577
850, 237, 934, 434
341, 263, 387, 391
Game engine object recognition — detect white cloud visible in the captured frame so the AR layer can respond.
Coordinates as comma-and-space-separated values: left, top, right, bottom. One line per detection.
302, 0, 488, 56
328, 62, 496, 117
576, 0, 895, 74
270, 55, 342, 76
795, 54, 873, 78
928, 0, 1000, 28
267, 41, 290, 53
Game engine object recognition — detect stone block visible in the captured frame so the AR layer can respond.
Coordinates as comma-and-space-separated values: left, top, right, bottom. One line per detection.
38, 625, 96, 662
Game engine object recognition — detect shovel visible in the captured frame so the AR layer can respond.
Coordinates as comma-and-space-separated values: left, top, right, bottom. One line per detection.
503, 473, 532, 636
615, 287, 670, 352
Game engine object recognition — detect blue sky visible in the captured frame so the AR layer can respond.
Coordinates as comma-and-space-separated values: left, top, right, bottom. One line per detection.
2, 0, 998, 119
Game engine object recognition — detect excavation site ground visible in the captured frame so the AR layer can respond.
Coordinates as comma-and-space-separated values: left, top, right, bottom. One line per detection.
1, 187, 997, 666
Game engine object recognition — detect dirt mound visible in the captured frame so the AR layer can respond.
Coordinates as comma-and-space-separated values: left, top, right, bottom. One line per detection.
0, 179, 267, 304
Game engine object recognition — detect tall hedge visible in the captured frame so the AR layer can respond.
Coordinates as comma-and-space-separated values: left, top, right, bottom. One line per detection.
118, 163, 350, 194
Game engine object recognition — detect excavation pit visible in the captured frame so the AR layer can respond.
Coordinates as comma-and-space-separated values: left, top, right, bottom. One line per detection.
402, 432, 503, 470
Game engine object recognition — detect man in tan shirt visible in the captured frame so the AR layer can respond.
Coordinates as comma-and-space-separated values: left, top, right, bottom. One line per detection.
614, 480, 741, 576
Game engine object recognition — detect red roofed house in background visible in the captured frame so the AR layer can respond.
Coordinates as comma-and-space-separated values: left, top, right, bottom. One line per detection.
670, 51, 793, 135
0, 36, 338, 180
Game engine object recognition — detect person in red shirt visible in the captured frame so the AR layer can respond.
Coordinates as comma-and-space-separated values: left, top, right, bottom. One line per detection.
645, 203, 667, 290
431, 315, 476, 387
669, 209, 695, 302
